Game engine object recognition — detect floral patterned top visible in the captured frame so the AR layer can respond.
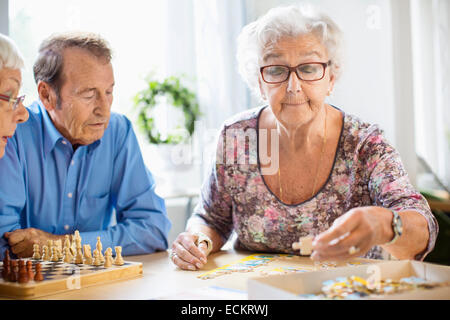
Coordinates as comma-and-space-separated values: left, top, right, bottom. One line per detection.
189, 106, 438, 260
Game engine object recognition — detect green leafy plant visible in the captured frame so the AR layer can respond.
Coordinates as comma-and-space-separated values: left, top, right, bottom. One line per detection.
133, 75, 201, 144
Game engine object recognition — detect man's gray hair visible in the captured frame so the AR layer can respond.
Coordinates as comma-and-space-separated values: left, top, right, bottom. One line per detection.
236, 4, 344, 101
33, 31, 113, 100
0, 33, 25, 71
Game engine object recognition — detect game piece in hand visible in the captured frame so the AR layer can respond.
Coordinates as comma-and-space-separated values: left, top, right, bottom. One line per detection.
18, 260, 29, 284
114, 246, 124, 266
26, 260, 34, 280
92, 249, 102, 267
104, 248, 113, 268
63, 247, 73, 264
32, 243, 41, 260
292, 235, 314, 256
83, 245, 93, 265
34, 263, 43, 281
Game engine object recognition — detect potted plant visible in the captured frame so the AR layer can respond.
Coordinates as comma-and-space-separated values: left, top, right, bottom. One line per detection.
133, 75, 201, 191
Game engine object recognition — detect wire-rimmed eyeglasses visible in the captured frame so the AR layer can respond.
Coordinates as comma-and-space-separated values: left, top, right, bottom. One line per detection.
0, 93, 26, 110
260, 61, 331, 84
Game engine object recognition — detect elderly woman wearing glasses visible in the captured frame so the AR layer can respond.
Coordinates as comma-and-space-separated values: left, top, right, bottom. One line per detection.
171, 5, 437, 271
0, 34, 29, 158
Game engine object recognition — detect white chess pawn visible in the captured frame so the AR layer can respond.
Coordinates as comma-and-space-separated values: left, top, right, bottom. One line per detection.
104, 248, 113, 268
93, 249, 102, 267
42, 245, 50, 261
50, 246, 59, 262
63, 235, 71, 250
32, 243, 41, 260
63, 246, 73, 263
114, 246, 124, 266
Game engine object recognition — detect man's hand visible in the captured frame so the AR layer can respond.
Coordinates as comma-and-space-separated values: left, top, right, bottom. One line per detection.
3, 228, 64, 258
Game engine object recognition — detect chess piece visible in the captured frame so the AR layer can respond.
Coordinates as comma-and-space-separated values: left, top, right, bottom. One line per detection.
47, 239, 54, 251
32, 243, 41, 260
26, 260, 34, 280
74, 238, 84, 264
96, 237, 104, 263
2, 261, 10, 280
92, 249, 102, 267
8, 260, 18, 282
50, 246, 59, 262
114, 246, 124, 266
2, 249, 11, 275
18, 259, 29, 284
55, 239, 63, 259
63, 235, 71, 251
42, 245, 50, 261
63, 247, 73, 264
34, 263, 44, 281
83, 245, 93, 265
71, 231, 80, 256
104, 248, 113, 268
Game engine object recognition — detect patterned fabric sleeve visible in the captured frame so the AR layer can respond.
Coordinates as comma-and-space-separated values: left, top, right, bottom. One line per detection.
359, 126, 438, 260
188, 126, 234, 243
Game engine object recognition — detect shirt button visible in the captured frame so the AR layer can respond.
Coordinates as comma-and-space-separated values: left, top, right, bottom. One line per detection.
64, 225, 70, 231
71, 160, 75, 166
62, 140, 67, 145
68, 192, 73, 198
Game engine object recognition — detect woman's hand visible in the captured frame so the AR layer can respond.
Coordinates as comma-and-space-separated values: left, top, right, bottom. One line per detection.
170, 231, 210, 271
311, 206, 393, 261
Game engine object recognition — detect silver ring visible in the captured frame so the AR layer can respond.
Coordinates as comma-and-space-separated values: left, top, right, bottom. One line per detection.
348, 245, 360, 255
170, 250, 177, 260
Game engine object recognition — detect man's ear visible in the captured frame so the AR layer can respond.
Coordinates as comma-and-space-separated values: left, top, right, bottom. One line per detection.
37, 81, 57, 111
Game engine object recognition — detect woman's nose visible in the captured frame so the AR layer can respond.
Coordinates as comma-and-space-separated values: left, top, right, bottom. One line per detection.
286, 71, 302, 93
15, 102, 29, 123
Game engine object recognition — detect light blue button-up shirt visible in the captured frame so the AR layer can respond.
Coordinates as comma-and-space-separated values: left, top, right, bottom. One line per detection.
0, 101, 171, 259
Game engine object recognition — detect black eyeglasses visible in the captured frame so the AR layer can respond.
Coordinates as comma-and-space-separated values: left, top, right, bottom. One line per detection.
260, 61, 331, 84
0, 93, 26, 110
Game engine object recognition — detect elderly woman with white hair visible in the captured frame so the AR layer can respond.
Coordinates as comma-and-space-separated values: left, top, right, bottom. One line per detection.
171, 5, 438, 270
0, 33, 29, 158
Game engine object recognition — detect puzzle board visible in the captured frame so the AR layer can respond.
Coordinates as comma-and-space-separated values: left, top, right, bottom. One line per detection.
197, 254, 374, 280
0, 259, 142, 299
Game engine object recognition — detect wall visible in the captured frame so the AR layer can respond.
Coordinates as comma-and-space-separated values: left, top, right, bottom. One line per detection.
0, 0, 8, 34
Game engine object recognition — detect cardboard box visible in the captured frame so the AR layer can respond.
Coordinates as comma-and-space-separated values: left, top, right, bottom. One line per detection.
248, 260, 450, 300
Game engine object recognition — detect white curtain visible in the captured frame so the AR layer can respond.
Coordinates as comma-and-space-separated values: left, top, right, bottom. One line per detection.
432, 0, 450, 188
412, 0, 450, 190
192, 0, 249, 130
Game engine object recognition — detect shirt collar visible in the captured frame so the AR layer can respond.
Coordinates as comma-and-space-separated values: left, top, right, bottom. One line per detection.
40, 101, 66, 157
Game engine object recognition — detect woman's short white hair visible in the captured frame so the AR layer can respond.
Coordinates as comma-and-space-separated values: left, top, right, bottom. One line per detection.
0, 33, 25, 71
236, 4, 343, 100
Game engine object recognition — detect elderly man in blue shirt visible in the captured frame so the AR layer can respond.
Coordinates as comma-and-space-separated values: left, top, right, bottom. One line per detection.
0, 32, 171, 259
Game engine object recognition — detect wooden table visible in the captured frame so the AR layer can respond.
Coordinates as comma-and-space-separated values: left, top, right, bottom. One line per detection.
29, 249, 375, 300
34, 249, 251, 300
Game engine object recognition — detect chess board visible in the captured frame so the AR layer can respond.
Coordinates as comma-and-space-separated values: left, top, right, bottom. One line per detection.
0, 259, 143, 299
